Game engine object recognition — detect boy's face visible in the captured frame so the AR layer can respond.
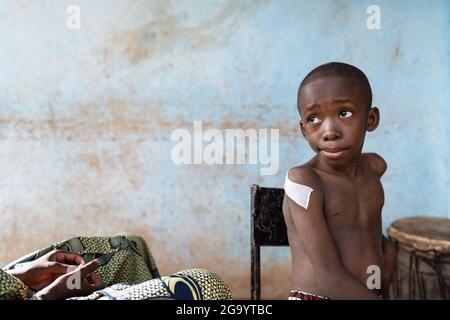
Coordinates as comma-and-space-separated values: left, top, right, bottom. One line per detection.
299, 77, 379, 165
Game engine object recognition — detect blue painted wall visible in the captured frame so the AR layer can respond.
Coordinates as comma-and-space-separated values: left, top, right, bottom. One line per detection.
0, 0, 448, 298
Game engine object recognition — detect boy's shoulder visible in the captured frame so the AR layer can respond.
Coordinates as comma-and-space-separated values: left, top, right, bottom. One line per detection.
287, 165, 324, 191
361, 153, 387, 177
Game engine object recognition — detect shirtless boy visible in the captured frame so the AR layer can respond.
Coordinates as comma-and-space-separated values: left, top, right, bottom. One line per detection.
283, 62, 396, 300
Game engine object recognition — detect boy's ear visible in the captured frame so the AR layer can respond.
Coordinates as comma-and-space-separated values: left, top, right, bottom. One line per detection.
366, 107, 380, 132
299, 120, 307, 139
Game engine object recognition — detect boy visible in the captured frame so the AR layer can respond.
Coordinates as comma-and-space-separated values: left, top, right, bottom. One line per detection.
282, 62, 396, 300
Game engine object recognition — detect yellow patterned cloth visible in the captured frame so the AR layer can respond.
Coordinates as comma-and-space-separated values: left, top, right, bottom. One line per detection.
0, 269, 30, 299
1, 235, 232, 300
2, 234, 159, 289
70, 268, 232, 300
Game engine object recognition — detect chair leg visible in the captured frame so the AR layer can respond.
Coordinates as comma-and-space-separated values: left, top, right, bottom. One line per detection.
251, 245, 261, 300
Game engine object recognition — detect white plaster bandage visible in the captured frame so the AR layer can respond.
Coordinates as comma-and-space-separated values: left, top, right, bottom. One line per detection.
284, 174, 314, 210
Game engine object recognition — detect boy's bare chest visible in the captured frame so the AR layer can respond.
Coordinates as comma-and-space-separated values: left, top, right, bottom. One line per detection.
322, 174, 384, 224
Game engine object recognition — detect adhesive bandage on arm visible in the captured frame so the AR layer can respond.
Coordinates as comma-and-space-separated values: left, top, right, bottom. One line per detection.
284, 174, 314, 210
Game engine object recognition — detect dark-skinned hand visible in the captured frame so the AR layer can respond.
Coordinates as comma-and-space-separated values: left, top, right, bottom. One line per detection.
35, 259, 103, 300
7, 250, 101, 292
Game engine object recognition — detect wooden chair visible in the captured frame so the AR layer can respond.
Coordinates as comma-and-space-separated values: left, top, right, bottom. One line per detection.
250, 184, 288, 300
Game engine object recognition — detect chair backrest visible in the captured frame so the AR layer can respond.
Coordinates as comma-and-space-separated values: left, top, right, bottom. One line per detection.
250, 184, 288, 300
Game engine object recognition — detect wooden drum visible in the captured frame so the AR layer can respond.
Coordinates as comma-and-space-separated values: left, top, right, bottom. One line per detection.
388, 216, 450, 299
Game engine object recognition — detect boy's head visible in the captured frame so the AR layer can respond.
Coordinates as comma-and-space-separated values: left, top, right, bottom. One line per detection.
297, 62, 379, 164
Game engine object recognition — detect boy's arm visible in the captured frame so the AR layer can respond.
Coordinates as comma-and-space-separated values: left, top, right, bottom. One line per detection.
366, 153, 395, 298
286, 168, 380, 300
381, 235, 397, 299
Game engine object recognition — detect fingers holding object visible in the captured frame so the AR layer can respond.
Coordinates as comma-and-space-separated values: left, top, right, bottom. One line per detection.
51, 250, 87, 266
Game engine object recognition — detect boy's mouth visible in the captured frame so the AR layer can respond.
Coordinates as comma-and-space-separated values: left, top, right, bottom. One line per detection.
319, 147, 349, 159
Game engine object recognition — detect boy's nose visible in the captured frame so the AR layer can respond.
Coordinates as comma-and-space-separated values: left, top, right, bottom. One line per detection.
322, 121, 341, 141
323, 130, 341, 141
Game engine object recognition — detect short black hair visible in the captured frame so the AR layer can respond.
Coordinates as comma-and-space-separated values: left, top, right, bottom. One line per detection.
297, 62, 372, 111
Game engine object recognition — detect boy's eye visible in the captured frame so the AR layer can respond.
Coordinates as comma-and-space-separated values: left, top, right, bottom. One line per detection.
339, 110, 353, 118
306, 116, 321, 124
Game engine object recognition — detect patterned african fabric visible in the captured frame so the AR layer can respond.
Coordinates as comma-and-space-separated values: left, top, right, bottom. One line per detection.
1, 234, 232, 300
69, 268, 232, 300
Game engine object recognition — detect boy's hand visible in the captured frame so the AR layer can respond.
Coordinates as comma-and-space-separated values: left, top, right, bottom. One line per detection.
35, 259, 103, 300
8, 250, 89, 291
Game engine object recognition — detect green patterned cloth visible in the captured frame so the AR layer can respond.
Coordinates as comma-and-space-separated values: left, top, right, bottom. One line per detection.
0, 268, 30, 299
1, 234, 232, 300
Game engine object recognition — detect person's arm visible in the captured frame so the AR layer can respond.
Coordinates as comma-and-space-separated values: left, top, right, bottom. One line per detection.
286, 168, 380, 300
366, 153, 394, 298
381, 235, 397, 299
6, 250, 89, 291
3, 250, 103, 300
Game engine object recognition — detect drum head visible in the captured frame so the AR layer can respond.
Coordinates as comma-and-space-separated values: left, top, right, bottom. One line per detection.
388, 216, 450, 253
